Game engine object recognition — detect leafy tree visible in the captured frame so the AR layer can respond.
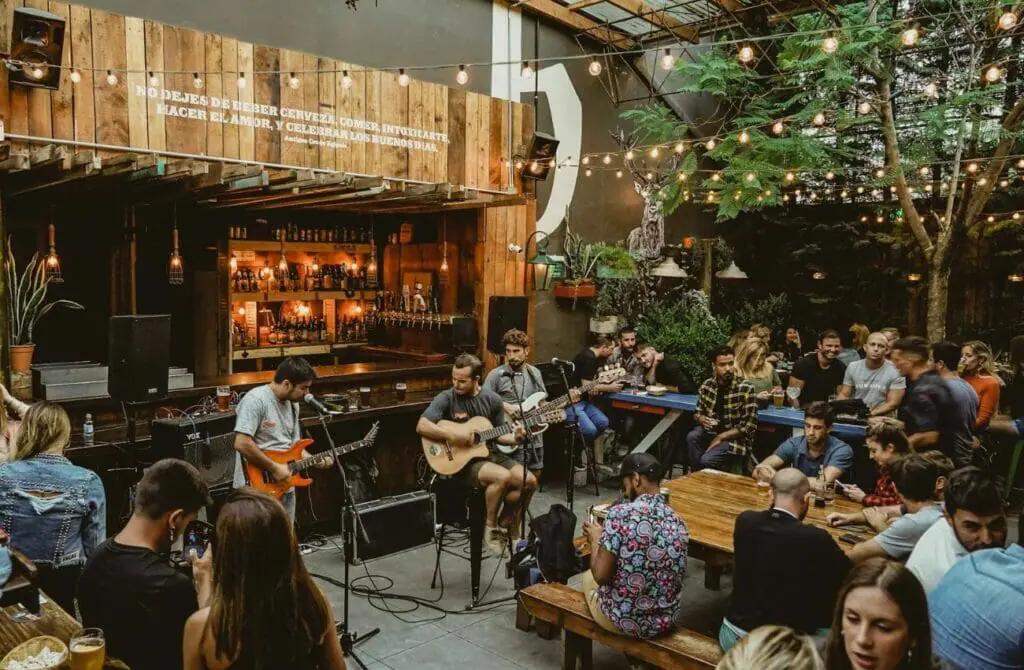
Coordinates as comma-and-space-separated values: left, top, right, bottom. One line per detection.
625, 0, 1024, 339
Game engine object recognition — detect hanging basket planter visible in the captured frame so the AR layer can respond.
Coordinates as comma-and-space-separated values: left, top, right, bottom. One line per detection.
553, 280, 597, 300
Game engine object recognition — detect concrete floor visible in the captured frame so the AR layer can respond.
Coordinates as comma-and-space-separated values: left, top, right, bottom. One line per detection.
304, 476, 731, 670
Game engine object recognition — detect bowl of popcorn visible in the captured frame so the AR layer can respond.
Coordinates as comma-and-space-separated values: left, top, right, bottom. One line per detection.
646, 385, 668, 396
0, 636, 68, 670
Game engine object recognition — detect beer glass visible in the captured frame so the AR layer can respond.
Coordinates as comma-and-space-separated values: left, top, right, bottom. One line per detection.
69, 628, 105, 670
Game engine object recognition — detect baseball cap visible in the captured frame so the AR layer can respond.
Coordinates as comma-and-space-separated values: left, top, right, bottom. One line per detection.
619, 453, 662, 479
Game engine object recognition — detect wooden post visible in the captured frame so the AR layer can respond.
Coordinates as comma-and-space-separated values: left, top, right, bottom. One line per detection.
561, 629, 593, 670
0, 193, 8, 387
129, 206, 137, 315
701, 239, 714, 295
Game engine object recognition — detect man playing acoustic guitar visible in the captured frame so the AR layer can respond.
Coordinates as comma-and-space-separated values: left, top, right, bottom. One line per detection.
233, 357, 333, 522
418, 353, 530, 558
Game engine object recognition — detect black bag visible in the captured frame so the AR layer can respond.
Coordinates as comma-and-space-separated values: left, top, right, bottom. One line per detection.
516, 503, 583, 585
829, 398, 869, 424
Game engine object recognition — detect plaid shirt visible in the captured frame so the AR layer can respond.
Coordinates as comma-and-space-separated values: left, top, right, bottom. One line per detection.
696, 376, 758, 450
863, 465, 902, 507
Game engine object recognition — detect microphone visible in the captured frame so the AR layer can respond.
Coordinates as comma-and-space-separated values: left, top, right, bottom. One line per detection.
501, 369, 517, 378
303, 393, 332, 415
551, 357, 575, 371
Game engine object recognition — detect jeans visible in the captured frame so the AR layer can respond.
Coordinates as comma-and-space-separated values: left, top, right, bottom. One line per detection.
569, 402, 609, 441
687, 426, 732, 470
281, 489, 296, 523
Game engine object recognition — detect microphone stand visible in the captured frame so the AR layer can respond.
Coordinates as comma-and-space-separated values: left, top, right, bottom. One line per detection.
556, 362, 588, 514
315, 410, 379, 670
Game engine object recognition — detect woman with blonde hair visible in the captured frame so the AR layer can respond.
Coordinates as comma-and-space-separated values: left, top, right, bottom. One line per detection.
0, 401, 105, 611
717, 625, 823, 670
727, 329, 750, 352
735, 338, 782, 399
959, 341, 1002, 429
0, 382, 31, 462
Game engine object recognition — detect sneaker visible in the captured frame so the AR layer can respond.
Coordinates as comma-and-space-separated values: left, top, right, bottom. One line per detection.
484, 526, 507, 558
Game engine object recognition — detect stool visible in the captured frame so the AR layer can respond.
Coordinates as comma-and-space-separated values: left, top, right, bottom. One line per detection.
428, 475, 486, 604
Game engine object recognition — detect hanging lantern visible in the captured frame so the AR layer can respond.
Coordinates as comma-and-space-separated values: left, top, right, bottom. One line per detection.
439, 217, 450, 285
169, 225, 184, 285
45, 223, 63, 283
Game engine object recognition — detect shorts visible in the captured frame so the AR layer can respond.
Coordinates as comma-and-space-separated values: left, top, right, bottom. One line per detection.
460, 449, 519, 486
514, 442, 544, 471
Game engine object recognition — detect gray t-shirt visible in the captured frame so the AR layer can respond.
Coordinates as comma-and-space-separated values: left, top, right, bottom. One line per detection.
483, 364, 546, 448
945, 376, 979, 467
874, 503, 944, 559
843, 360, 906, 410
421, 387, 505, 431
232, 384, 302, 487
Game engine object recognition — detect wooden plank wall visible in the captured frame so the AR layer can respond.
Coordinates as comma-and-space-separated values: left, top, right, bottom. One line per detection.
0, 0, 532, 190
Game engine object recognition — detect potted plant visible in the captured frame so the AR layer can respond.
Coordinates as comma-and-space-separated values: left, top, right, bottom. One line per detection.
6, 240, 84, 373
553, 219, 602, 301
593, 243, 637, 279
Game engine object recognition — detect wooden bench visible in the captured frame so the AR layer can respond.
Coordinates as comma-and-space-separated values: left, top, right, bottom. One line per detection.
517, 583, 723, 670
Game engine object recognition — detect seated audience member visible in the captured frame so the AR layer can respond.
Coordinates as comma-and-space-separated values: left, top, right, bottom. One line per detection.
720, 468, 851, 651
837, 332, 906, 417
734, 338, 782, 400
838, 324, 866, 366
0, 382, 30, 463
753, 402, 853, 490
570, 334, 623, 441
581, 454, 688, 639
931, 340, 979, 468
608, 326, 644, 386
0, 401, 105, 611
636, 341, 696, 393
841, 417, 910, 507
182, 489, 345, 669
930, 515, 1024, 670
824, 558, 934, 670
880, 327, 901, 358
688, 346, 757, 470
716, 625, 824, 670
906, 466, 1007, 593
959, 340, 1002, 430
829, 454, 950, 562
784, 326, 804, 364
891, 336, 957, 459
789, 329, 847, 407
750, 323, 772, 348
78, 459, 213, 670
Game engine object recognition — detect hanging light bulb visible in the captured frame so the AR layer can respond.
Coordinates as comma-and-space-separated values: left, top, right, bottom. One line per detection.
341, 70, 353, 89
70, 70, 81, 84
858, 100, 872, 114
979, 177, 989, 186
738, 130, 750, 144
1000, 179, 1009, 188
625, 150, 635, 160
44, 223, 62, 283
988, 215, 996, 223
439, 222, 450, 285
746, 172, 756, 182
1014, 212, 1022, 220
529, 160, 541, 174
230, 254, 238, 273
998, 9, 1018, 30
890, 185, 898, 192
738, 45, 755, 63
616, 170, 623, 178
840, 189, 849, 198
650, 146, 659, 158
967, 161, 979, 173
711, 172, 722, 182
675, 142, 685, 154
456, 64, 469, 85
521, 61, 533, 79
825, 171, 835, 180
984, 65, 1003, 83
875, 168, 886, 178
812, 111, 826, 126
920, 166, 932, 177
514, 159, 524, 170
925, 183, 933, 192
785, 171, 795, 182
106, 70, 118, 86
582, 156, 590, 165
311, 255, 320, 272
237, 72, 247, 89
923, 82, 939, 98
705, 138, 716, 151
1017, 158, 1024, 169
237, 306, 246, 316
661, 49, 676, 70
900, 26, 920, 46
147, 71, 158, 87
169, 223, 184, 286
278, 253, 288, 275
588, 59, 603, 76
857, 186, 866, 193
288, 72, 300, 89
398, 69, 410, 86
585, 168, 593, 177
772, 121, 785, 135
191, 72, 203, 89
861, 215, 869, 223
822, 36, 839, 54
678, 172, 687, 181
602, 154, 612, 165
877, 215, 885, 224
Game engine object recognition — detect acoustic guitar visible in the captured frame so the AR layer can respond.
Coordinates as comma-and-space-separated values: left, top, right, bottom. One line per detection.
421, 408, 567, 476
245, 422, 379, 499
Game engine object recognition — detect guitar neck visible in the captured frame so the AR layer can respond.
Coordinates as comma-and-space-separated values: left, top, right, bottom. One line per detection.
477, 412, 548, 442
290, 440, 361, 472
523, 381, 595, 418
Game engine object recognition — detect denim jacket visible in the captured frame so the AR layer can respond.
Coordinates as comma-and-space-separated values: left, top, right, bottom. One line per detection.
0, 454, 106, 568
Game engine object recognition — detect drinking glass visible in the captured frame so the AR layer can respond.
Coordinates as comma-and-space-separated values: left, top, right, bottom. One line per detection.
359, 387, 372, 407
756, 480, 771, 498
823, 480, 836, 505
70, 628, 105, 670
785, 386, 801, 407
395, 382, 407, 402
215, 385, 231, 412
772, 389, 785, 409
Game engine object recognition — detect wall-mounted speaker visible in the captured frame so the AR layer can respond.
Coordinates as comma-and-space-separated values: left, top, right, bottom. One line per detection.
519, 132, 560, 181
7, 7, 66, 91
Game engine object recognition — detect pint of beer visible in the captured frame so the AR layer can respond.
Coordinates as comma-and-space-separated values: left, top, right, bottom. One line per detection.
70, 628, 105, 670
216, 385, 231, 412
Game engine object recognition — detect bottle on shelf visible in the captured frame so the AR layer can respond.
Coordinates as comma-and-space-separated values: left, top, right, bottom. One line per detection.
83, 413, 94, 445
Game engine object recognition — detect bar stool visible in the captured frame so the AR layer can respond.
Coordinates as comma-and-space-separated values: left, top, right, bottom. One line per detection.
427, 474, 486, 604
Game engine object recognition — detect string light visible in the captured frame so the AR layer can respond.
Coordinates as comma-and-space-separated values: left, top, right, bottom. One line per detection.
840, 189, 849, 198
230, 255, 238, 273
521, 61, 533, 79
1001, 179, 1009, 187
660, 49, 676, 70
456, 65, 469, 85
705, 138, 717, 151
984, 65, 1003, 82
650, 146, 659, 158
603, 154, 612, 165
967, 162, 979, 173
822, 36, 839, 54
1018, 159, 1024, 169
900, 26, 921, 46
920, 166, 932, 177
278, 253, 288, 274
616, 170, 623, 178
70, 70, 81, 83
825, 171, 835, 180
772, 121, 785, 135
148, 71, 158, 87
857, 186, 865, 194
1015, 213, 1022, 220
876, 215, 885, 223
678, 172, 687, 181
812, 111, 826, 126
588, 59, 603, 76
585, 168, 593, 177
738, 130, 750, 144
923, 82, 939, 98
785, 171, 795, 182
925, 184, 933, 192
875, 168, 886, 178
861, 216, 869, 223
738, 45, 755, 63
106, 70, 117, 86
746, 172, 756, 182
645, 172, 653, 179
238, 72, 247, 89
582, 156, 590, 165
625, 150, 635, 160
988, 215, 996, 223
711, 172, 722, 182
192, 72, 203, 89
398, 69, 410, 86
979, 176, 989, 186
674, 142, 685, 154
288, 72, 300, 89
858, 101, 872, 114
997, 9, 1018, 30
341, 70, 353, 88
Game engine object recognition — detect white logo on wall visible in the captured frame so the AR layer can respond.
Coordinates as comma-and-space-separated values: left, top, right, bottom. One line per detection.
135, 86, 449, 152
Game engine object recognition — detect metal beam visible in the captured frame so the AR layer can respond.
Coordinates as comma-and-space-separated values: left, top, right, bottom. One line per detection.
571, 0, 699, 43
501, 0, 635, 48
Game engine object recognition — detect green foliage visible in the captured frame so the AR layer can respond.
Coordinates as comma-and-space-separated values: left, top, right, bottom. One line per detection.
731, 293, 792, 338
592, 243, 637, 276
637, 290, 731, 383
5, 237, 84, 345
561, 210, 604, 282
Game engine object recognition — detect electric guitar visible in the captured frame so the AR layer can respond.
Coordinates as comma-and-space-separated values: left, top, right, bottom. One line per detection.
421, 408, 567, 476
245, 422, 380, 499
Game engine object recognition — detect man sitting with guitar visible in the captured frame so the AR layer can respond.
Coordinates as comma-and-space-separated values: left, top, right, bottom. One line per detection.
232, 357, 333, 522
418, 353, 530, 558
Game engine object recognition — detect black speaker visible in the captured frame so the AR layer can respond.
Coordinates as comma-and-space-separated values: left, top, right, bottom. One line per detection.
8, 7, 66, 91
108, 315, 171, 402
452, 316, 478, 353
487, 296, 528, 354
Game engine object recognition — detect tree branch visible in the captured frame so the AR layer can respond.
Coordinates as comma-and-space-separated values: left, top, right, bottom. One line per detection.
964, 94, 1024, 235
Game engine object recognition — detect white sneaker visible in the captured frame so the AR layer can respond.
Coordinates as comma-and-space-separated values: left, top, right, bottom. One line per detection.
484, 526, 507, 558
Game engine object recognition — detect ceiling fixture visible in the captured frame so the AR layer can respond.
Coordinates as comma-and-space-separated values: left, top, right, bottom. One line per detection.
652, 254, 689, 278
716, 260, 749, 280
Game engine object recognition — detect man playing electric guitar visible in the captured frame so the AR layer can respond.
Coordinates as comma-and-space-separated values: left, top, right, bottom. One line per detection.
417, 353, 530, 558
232, 357, 333, 522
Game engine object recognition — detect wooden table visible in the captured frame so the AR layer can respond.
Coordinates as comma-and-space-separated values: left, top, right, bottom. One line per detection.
0, 594, 127, 669
663, 470, 874, 589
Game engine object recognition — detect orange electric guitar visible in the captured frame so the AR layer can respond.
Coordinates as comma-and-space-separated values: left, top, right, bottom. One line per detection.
245, 423, 379, 499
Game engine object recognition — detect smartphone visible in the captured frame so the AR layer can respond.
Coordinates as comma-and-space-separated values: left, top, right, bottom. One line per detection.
183, 520, 215, 559
833, 481, 846, 495
839, 532, 865, 545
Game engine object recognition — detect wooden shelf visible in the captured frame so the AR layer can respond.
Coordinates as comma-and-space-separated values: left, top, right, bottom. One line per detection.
232, 342, 368, 360
267, 290, 318, 301
231, 290, 376, 302
232, 292, 263, 301
229, 240, 372, 254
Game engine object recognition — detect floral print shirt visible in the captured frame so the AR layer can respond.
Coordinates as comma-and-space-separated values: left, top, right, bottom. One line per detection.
597, 493, 689, 638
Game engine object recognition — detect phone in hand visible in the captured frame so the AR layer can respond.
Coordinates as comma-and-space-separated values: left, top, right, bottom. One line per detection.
183, 520, 215, 559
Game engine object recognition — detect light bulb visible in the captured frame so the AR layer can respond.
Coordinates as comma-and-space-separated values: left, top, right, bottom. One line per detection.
877, 216, 885, 223
106, 70, 118, 86
925, 184, 933, 192
312, 259, 319, 272
625, 150, 635, 160
615, 170, 623, 178
785, 171, 795, 182
193, 73, 203, 89
602, 154, 611, 165
230, 255, 238, 272
278, 256, 288, 273
238, 72, 247, 89
858, 101, 872, 114
764, 190, 772, 196
861, 216, 869, 223
979, 177, 989, 186
288, 72, 300, 89
875, 168, 886, 178
988, 215, 996, 223
711, 172, 721, 182
998, 10, 1018, 30
890, 185, 898, 192
812, 111, 826, 126
738, 46, 755, 63
585, 168, 592, 177
660, 49, 675, 70
706, 138, 716, 150
984, 65, 1002, 82
1018, 159, 1024, 168
967, 162, 979, 173
840, 189, 849, 198
237, 306, 246, 316
148, 71, 158, 87
70, 70, 81, 84
1000, 179, 1009, 187
857, 186, 865, 193
825, 171, 835, 180
738, 130, 750, 144
582, 156, 590, 165
588, 59, 603, 76
170, 255, 182, 268
645, 172, 653, 180
923, 82, 939, 98
650, 146, 659, 158
398, 69, 410, 87
772, 121, 785, 135
900, 26, 920, 46
529, 160, 541, 173
521, 61, 533, 80
675, 142, 685, 153
746, 172, 756, 182
822, 36, 839, 54
29, 66, 43, 79
678, 172, 687, 181
515, 160, 523, 170
1014, 212, 1022, 220
342, 70, 353, 89
920, 166, 932, 177
456, 65, 468, 85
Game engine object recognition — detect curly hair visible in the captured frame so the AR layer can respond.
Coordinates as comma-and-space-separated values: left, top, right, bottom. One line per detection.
501, 328, 530, 350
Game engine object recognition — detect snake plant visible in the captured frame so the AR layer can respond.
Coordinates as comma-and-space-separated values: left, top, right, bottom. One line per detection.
6, 237, 84, 345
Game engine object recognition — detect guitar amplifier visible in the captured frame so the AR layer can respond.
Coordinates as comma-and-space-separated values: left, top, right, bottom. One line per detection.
148, 411, 238, 490
345, 491, 434, 563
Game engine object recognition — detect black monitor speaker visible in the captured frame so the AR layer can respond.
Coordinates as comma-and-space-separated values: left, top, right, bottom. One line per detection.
486, 296, 529, 354
108, 314, 171, 403
8, 7, 66, 91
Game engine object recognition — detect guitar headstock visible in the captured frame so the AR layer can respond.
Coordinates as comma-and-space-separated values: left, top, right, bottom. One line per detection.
596, 365, 626, 384
363, 422, 380, 445
539, 407, 568, 425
